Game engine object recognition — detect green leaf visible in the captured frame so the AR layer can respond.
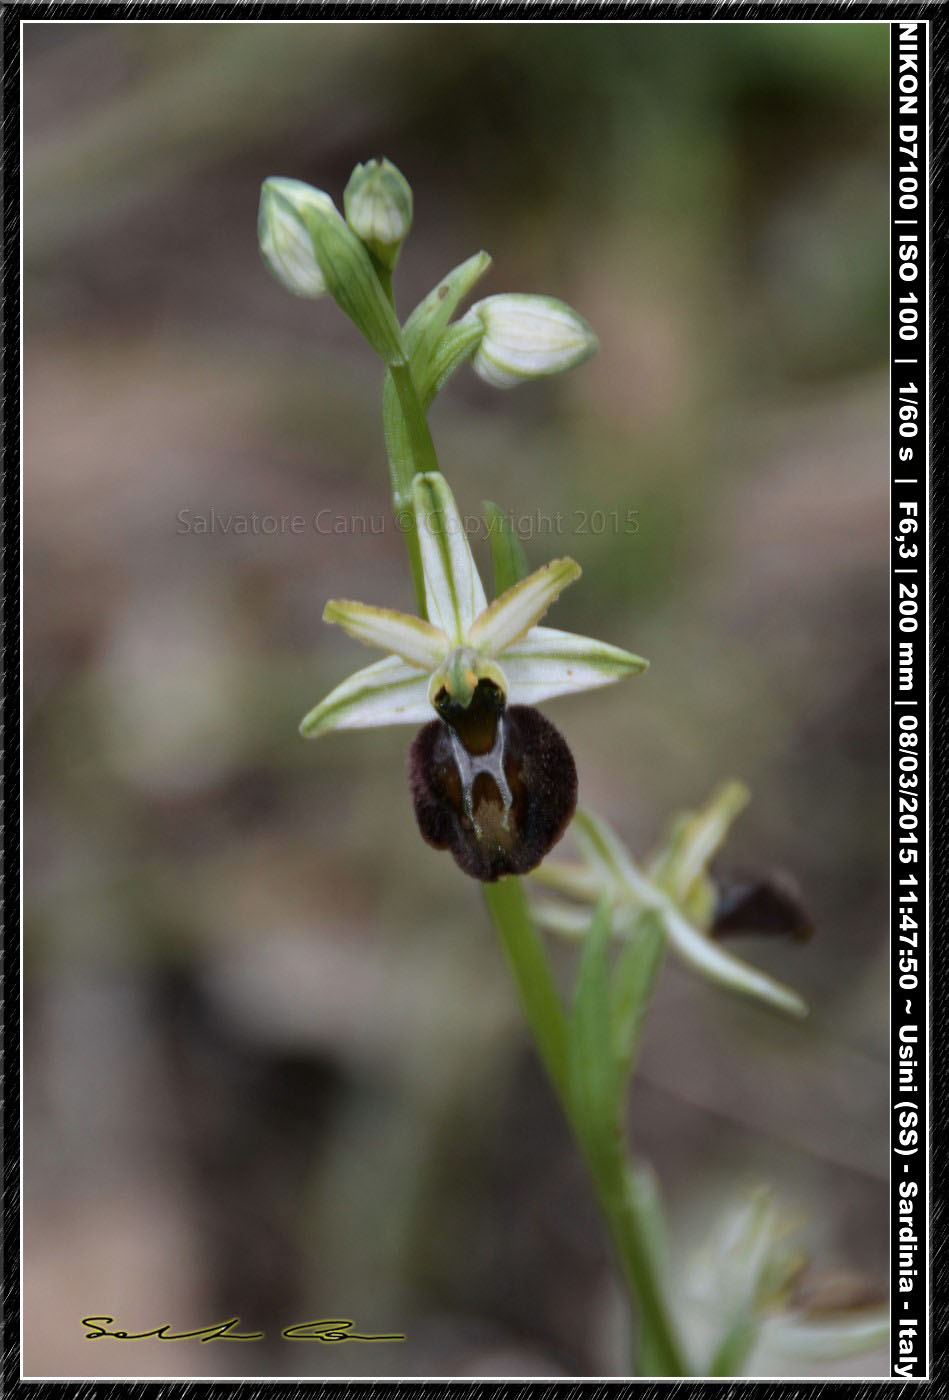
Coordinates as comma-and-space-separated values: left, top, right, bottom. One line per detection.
483, 500, 529, 594
610, 910, 666, 1081
567, 896, 620, 1152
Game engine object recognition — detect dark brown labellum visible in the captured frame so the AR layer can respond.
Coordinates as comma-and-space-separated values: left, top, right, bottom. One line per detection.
710, 867, 814, 942
409, 681, 577, 882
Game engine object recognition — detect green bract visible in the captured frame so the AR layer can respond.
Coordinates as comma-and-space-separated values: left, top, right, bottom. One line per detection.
299, 472, 647, 739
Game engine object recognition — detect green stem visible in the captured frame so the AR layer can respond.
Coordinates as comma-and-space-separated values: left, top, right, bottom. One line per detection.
483, 878, 688, 1377
484, 877, 570, 1100
377, 253, 442, 620
374, 264, 440, 618
385, 362, 439, 618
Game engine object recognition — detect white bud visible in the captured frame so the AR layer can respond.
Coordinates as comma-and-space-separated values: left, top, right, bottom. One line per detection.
258, 178, 337, 298
343, 159, 413, 269
463, 293, 599, 389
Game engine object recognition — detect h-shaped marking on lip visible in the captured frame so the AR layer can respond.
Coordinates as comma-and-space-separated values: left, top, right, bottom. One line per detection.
449, 719, 514, 835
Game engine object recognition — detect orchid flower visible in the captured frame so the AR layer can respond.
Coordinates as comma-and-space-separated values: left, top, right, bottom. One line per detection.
300, 471, 647, 880
530, 791, 809, 1017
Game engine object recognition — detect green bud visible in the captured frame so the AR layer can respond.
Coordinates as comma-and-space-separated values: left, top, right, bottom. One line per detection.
258, 177, 335, 298
344, 158, 414, 269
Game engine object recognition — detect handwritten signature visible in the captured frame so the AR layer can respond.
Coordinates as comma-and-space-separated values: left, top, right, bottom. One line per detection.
82, 1316, 405, 1344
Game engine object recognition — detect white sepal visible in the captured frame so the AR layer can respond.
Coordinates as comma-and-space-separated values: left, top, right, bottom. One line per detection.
412, 473, 487, 641
656, 904, 809, 1019
299, 655, 433, 738
500, 626, 648, 703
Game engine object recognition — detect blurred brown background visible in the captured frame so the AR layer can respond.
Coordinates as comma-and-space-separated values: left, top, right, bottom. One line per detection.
24, 20, 890, 1379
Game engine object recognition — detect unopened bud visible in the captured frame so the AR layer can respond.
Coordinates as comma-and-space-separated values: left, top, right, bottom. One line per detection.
462, 293, 599, 389
344, 158, 413, 268
258, 177, 336, 298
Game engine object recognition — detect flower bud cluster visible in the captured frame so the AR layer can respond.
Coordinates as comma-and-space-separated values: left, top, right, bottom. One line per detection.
259, 160, 598, 392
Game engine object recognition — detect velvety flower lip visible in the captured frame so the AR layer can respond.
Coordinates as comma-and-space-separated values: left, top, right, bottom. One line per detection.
409, 697, 578, 882
299, 471, 647, 739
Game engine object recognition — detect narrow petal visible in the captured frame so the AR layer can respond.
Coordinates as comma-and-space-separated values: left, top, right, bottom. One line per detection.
573, 809, 807, 1018
299, 656, 433, 738
323, 599, 449, 668
468, 559, 581, 655
412, 472, 487, 640
500, 626, 648, 703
